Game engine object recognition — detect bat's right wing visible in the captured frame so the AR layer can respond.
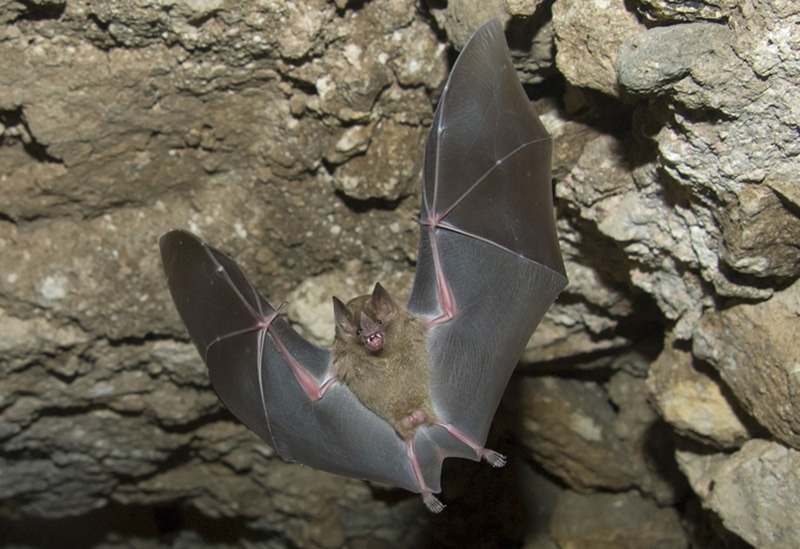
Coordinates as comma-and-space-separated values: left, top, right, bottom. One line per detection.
160, 229, 419, 492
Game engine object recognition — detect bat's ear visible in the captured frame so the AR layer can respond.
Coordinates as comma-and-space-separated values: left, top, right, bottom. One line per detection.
333, 296, 357, 335
371, 283, 397, 323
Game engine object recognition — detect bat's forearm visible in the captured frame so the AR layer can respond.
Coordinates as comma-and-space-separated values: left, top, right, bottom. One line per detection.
271, 329, 329, 400
424, 225, 457, 328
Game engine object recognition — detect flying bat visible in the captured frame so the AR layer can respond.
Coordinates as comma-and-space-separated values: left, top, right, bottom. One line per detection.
159, 18, 567, 512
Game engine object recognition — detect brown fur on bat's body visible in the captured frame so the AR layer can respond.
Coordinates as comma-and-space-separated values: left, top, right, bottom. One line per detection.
330, 283, 506, 505
331, 284, 436, 440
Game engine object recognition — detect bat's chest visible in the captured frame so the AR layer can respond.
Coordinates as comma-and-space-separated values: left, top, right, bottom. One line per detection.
343, 348, 435, 431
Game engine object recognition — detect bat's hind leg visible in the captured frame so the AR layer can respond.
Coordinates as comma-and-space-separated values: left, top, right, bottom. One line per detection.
406, 439, 445, 513
437, 421, 507, 467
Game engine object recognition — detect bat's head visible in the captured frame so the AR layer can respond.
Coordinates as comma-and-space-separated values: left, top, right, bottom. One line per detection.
332, 283, 397, 353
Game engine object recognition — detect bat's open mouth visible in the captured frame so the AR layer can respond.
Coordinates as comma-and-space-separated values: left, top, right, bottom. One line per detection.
366, 333, 384, 351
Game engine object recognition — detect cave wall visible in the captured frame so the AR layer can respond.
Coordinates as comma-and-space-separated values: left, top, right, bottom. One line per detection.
1, 0, 798, 547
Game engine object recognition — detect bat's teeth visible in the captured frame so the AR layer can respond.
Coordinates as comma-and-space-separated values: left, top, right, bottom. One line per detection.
367, 333, 383, 350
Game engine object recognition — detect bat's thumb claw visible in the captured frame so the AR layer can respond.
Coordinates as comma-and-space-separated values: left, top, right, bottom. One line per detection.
423, 493, 445, 513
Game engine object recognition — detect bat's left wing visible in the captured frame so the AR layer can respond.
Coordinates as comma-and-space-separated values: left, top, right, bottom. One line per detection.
405, 19, 568, 491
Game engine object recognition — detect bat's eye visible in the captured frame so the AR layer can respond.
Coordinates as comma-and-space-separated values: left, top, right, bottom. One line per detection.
376, 320, 382, 325
356, 329, 362, 335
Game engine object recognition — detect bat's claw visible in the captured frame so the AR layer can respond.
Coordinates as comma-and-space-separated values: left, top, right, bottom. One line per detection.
435, 421, 508, 468
482, 449, 507, 468
423, 492, 445, 513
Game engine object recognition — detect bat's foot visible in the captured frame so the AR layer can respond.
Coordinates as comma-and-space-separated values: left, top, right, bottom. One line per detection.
422, 492, 445, 513
482, 449, 507, 468
407, 438, 445, 513
435, 421, 508, 467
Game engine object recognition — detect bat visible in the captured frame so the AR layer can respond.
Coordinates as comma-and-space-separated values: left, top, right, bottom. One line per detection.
159, 18, 567, 512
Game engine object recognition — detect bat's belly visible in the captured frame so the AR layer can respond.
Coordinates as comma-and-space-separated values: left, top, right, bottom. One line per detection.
344, 348, 436, 439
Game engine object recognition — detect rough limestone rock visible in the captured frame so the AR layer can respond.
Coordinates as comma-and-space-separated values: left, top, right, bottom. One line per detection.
693, 279, 800, 450
677, 439, 800, 548
519, 376, 642, 492
647, 341, 753, 448
518, 366, 685, 507
550, 490, 687, 549
1, 0, 798, 546
552, 0, 646, 96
